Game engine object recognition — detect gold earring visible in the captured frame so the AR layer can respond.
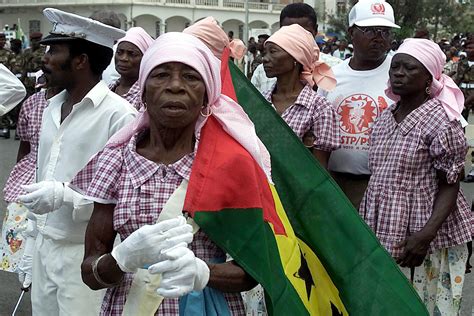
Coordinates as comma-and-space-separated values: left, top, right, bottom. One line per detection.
425, 85, 431, 95
200, 106, 212, 117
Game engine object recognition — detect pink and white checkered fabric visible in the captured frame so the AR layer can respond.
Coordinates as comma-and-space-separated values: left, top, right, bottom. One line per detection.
360, 99, 473, 258
109, 80, 144, 112
3, 91, 48, 202
71, 131, 245, 315
263, 83, 340, 151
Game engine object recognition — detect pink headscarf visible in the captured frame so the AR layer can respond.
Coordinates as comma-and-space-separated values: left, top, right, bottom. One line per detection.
107, 32, 271, 180
385, 38, 465, 121
265, 24, 336, 91
183, 17, 247, 60
117, 27, 154, 54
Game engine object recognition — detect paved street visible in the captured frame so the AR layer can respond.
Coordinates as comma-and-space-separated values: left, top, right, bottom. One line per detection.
0, 132, 473, 315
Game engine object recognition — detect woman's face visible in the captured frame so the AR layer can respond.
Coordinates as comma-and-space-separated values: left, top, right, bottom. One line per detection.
262, 42, 297, 78
115, 42, 143, 79
389, 53, 431, 97
145, 62, 206, 129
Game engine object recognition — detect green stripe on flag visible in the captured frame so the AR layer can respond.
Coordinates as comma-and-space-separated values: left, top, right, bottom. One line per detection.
194, 208, 309, 316
228, 62, 428, 315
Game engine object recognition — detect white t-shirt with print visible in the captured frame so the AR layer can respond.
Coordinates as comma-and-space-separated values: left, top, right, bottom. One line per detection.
318, 56, 393, 175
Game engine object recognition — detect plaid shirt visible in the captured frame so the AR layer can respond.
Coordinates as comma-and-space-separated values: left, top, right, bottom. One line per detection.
360, 99, 472, 258
264, 84, 340, 151
3, 90, 48, 202
71, 131, 245, 316
109, 80, 144, 112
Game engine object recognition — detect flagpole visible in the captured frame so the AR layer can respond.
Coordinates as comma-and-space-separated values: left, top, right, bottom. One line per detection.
244, 0, 249, 43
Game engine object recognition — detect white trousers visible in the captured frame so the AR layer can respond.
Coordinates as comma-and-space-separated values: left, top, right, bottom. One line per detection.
32, 234, 105, 315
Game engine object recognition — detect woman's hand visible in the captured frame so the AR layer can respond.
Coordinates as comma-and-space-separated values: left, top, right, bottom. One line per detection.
395, 230, 435, 268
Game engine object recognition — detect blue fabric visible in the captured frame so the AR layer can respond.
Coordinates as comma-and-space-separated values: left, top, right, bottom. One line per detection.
179, 287, 231, 316
179, 256, 230, 316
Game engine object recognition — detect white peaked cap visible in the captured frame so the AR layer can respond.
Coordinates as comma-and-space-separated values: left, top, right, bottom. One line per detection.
41, 8, 125, 48
349, 0, 400, 28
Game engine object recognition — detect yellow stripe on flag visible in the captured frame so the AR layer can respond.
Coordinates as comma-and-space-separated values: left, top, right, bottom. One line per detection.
269, 184, 348, 316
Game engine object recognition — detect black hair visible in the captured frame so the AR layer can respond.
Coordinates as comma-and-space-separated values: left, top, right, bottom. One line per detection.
258, 34, 270, 40
66, 39, 113, 76
89, 10, 121, 29
279, 3, 317, 31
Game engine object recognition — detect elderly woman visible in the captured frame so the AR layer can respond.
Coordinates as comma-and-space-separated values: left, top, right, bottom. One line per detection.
109, 27, 153, 111
69, 32, 269, 315
1, 75, 61, 282
262, 24, 339, 168
359, 38, 472, 315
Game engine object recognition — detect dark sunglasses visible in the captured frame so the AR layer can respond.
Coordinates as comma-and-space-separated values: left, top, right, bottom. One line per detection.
353, 25, 392, 39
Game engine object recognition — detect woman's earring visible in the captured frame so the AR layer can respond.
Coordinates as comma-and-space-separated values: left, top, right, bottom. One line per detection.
425, 85, 431, 96
200, 106, 213, 117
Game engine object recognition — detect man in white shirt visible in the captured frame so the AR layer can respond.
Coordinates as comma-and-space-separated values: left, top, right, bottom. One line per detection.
17, 8, 137, 315
251, 3, 342, 94
318, 0, 399, 208
332, 40, 351, 60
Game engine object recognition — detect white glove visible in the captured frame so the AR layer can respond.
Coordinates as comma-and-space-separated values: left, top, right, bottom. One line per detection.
111, 216, 193, 273
17, 236, 36, 289
19, 181, 67, 214
148, 246, 210, 298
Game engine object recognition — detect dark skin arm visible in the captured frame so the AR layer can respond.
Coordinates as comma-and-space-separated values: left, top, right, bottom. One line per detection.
207, 261, 257, 293
81, 202, 123, 290
396, 170, 460, 268
16, 141, 30, 162
313, 150, 330, 169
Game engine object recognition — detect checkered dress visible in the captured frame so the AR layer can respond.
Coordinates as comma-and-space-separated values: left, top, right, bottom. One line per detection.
109, 80, 144, 112
71, 131, 245, 316
3, 91, 48, 202
360, 99, 473, 258
263, 83, 340, 151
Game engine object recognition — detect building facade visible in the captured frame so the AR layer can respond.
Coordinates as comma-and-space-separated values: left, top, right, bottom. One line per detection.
0, 0, 292, 40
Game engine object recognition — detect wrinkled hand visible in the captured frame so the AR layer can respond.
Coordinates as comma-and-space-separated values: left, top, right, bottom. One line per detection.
17, 237, 36, 289
395, 231, 434, 268
19, 181, 65, 214
148, 246, 210, 298
111, 216, 193, 273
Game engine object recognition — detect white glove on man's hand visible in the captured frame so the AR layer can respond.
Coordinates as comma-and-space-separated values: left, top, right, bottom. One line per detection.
17, 236, 36, 289
111, 216, 193, 273
19, 181, 66, 214
148, 246, 210, 298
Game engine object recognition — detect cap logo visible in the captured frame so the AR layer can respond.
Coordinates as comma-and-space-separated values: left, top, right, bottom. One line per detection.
371, 3, 386, 15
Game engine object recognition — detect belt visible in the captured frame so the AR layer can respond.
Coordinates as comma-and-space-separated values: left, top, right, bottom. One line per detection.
460, 83, 474, 89
331, 171, 371, 180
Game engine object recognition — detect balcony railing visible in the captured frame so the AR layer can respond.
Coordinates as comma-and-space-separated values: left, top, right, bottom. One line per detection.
1, 0, 283, 11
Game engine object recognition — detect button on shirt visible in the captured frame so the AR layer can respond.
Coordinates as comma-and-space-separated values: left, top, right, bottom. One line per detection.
36, 80, 137, 242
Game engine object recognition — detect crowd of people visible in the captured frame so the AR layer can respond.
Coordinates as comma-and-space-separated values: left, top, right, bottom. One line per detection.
0, 0, 473, 315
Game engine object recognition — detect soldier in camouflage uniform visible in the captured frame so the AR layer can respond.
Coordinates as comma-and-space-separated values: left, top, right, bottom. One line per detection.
20, 32, 45, 96
0, 32, 18, 139
9, 38, 23, 77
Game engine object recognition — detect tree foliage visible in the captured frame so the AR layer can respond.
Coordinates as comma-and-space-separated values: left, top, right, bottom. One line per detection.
325, 0, 473, 41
